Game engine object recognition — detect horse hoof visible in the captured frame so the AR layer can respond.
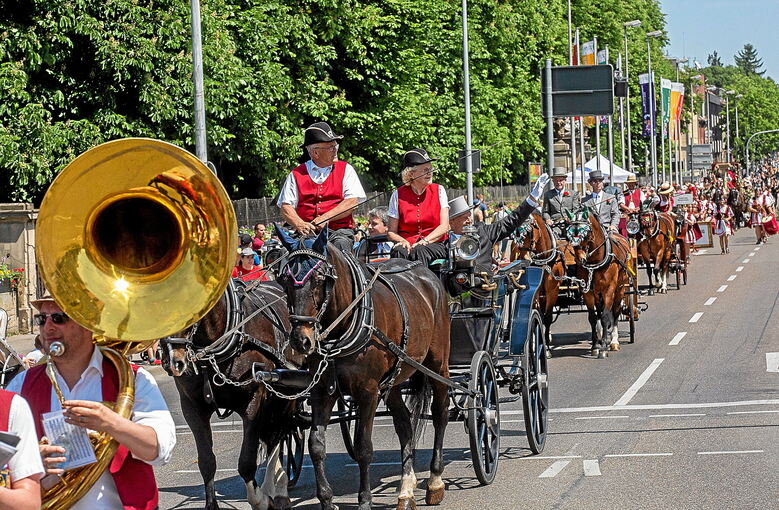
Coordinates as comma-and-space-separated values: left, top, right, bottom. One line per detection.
425, 486, 445, 506
545, 347, 553, 359
270, 497, 292, 510
396, 497, 417, 510
609, 343, 620, 351
598, 351, 608, 359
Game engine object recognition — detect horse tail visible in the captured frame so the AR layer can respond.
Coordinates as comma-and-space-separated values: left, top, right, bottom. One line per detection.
406, 371, 432, 448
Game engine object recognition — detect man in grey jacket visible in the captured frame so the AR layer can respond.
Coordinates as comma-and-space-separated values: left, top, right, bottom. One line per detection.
542, 167, 581, 226
581, 170, 620, 231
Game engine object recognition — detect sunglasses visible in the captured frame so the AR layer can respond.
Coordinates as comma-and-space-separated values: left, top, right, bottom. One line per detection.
34, 312, 70, 326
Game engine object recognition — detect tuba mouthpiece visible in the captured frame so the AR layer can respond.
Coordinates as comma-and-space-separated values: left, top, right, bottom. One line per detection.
49, 341, 65, 357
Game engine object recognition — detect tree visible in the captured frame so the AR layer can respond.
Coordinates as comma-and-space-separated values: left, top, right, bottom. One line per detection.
707, 51, 723, 67
734, 44, 765, 76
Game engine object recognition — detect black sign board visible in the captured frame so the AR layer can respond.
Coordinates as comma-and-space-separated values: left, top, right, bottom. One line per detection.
542, 65, 615, 117
458, 149, 482, 173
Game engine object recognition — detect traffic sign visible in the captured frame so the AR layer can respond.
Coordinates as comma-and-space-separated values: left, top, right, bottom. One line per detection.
541, 65, 615, 117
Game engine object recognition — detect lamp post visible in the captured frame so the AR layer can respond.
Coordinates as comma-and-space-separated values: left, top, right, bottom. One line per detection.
190, 0, 208, 165
725, 90, 736, 163
461, 0, 473, 202
735, 94, 743, 160
746, 129, 779, 175
646, 30, 663, 186
623, 20, 641, 175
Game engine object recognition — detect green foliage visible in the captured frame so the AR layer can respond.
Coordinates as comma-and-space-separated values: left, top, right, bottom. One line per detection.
707, 51, 723, 67
734, 43, 765, 77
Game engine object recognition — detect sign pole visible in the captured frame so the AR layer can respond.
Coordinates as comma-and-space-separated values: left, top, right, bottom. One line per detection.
544, 59, 555, 177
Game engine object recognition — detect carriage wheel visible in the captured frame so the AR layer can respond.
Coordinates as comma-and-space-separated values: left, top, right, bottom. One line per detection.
627, 295, 636, 344
522, 310, 548, 454
279, 425, 305, 489
682, 259, 688, 286
467, 351, 500, 485
337, 394, 358, 461
675, 264, 682, 289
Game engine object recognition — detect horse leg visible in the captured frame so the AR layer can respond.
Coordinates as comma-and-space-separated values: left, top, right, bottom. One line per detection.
352, 388, 380, 510
309, 386, 339, 510
587, 307, 600, 357
386, 387, 417, 510
425, 377, 450, 505
178, 385, 219, 510
259, 441, 291, 510
239, 415, 277, 510
645, 263, 655, 295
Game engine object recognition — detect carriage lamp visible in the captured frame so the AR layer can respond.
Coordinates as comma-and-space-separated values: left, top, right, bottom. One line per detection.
452, 225, 480, 266
627, 218, 641, 235
454, 273, 469, 285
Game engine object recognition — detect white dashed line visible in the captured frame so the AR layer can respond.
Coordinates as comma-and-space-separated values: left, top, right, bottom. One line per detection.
604, 453, 673, 458
748, 252, 756, 257
547, 398, 779, 413
704, 297, 717, 306
717, 285, 728, 292
614, 358, 665, 406
755, 246, 761, 250
728, 275, 737, 281
648, 413, 706, 418
726, 410, 779, 415
583, 459, 601, 476
736, 266, 744, 272
575, 415, 630, 420
539, 459, 571, 478
698, 249, 709, 255
698, 450, 764, 456
689, 312, 703, 323
521, 456, 582, 460
669, 332, 687, 346
767, 353, 779, 373
743, 258, 751, 264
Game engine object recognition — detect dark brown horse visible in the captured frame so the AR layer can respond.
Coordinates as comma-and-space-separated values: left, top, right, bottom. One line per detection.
276, 227, 451, 510
566, 211, 632, 358
511, 213, 564, 351
637, 209, 675, 294
160, 279, 300, 510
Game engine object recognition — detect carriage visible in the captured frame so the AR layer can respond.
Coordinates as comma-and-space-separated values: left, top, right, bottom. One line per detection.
254, 226, 549, 489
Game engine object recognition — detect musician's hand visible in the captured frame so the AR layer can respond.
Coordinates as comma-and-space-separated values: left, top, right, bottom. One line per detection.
40, 444, 66, 475
63, 400, 119, 434
294, 221, 317, 236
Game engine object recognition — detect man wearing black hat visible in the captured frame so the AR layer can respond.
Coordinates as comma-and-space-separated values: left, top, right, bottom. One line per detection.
277, 121, 366, 251
582, 170, 620, 231
542, 167, 581, 234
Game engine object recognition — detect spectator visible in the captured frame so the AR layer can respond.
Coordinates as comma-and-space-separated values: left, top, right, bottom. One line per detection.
22, 336, 44, 369
252, 224, 266, 252
232, 248, 270, 282
238, 234, 261, 265
0, 387, 44, 510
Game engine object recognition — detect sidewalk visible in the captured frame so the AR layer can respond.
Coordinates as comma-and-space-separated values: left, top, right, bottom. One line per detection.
1, 333, 37, 358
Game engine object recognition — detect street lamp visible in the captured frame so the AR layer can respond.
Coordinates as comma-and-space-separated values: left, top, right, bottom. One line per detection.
735, 94, 743, 141
461, 0, 474, 202
725, 90, 736, 163
623, 19, 641, 174
646, 30, 663, 186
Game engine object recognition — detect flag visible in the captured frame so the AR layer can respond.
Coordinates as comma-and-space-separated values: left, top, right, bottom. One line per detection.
670, 82, 685, 141
639, 73, 655, 137
673, 82, 685, 120
581, 40, 596, 126
660, 78, 672, 137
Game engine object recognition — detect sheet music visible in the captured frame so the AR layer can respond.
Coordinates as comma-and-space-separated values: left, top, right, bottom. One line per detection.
42, 410, 97, 470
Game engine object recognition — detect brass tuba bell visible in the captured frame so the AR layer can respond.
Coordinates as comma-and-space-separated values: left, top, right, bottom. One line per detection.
35, 138, 237, 508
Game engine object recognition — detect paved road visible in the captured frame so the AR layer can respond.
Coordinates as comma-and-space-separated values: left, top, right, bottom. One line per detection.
135, 228, 777, 509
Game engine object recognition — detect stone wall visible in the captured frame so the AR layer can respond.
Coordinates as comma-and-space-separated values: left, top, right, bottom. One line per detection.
0, 204, 38, 334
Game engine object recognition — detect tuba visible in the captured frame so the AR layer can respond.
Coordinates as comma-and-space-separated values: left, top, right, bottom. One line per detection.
35, 138, 237, 508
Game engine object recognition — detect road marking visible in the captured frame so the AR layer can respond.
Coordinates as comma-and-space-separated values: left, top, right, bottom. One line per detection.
727, 410, 779, 415
755, 246, 761, 250
176, 468, 242, 474
648, 413, 706, 418
346, 461, 399, 467
603, 453, 672, 458
767, 353, 779, 372
698, 450, 764, 455
748, 252, 755, 257
614, 358, 665, 406
669, 332, 687, 346
728, 275, 737, 281
533, 398, 779, 414
736, 266, 744, 272
717, 285, 728, 292
704, 297, 717, 306
697, 249, 708, 255
583, 460, 601, 476
539, 459, 571, 478
575, 415, 630, 420
742, 258, 750, 264
689, 313, 703, 323
521, 455, 582, 460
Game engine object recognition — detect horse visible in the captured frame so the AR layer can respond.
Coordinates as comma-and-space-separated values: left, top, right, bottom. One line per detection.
564, 209, 632, 358
636, 208, 675, 294
727, 187, 745, 229
275, 227, 451, 510
159, 278, 300, 510
511, 213, 564, 353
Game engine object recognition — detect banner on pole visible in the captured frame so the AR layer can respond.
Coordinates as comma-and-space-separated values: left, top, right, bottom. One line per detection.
670, 82, 684, 140
582, 40, 597, 127
528, 162, 543, 183
661, 78, 672, 137
639, 73, 655, 137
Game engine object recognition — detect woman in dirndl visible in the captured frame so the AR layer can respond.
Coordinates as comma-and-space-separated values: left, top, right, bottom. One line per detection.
712, 197, 734, 254
747, 194, 765, 244
683, 205, 703, 253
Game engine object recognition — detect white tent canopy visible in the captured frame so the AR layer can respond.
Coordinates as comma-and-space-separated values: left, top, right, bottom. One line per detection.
566, 155, 636, 184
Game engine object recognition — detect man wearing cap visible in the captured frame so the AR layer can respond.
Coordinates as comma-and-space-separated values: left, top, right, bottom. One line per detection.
277, 121, 366, 252
542, 167, 581, 230
7, 294, 176, 510
387, 148, 450, 266
582, 170, 620, 232
448, 175, 549, 269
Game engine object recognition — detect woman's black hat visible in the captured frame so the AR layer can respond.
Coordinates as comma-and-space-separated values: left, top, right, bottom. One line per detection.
402, 148, 438, 168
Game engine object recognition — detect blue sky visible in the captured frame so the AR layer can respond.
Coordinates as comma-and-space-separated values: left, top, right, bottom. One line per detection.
661, 0, 778, 78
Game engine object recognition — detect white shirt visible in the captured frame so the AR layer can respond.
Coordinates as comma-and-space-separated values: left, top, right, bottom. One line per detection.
7, 347, 176, 510
276, 160, 366, 208
5, 394, 45, 483
387, 186, 449, 219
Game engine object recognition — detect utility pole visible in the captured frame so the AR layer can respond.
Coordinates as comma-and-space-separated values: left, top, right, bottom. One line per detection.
190, 0, 209, 166
461, 0, 474, 203
623, 20, 642, 175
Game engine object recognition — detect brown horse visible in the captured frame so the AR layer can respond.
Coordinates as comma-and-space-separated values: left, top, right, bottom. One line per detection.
566, 211, 632, 358
160, 279, 300, 510
512, 213, 564, 351
637, 209, 675, 294
275, 227, 451, 510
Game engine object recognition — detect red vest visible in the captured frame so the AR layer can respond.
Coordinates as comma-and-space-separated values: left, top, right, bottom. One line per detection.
0, 389, 12, 432
656, 197, 674, 213
292, 161, 353, 229
625, 188, 642, 208
397, 184, 446, 244
21, 359, 158, 510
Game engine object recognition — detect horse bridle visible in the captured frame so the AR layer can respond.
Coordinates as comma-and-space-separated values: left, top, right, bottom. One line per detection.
278, 248, 337, 335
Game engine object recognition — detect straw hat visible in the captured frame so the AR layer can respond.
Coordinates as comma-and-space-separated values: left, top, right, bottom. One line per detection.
657, 181, 674, 195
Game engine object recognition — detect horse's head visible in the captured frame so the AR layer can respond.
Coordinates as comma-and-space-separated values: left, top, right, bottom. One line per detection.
159, 335, 191, 377
275, 225, 334, 355
639, 208, 657, 231
513, 217, 539, 259
563, 208, 592, 247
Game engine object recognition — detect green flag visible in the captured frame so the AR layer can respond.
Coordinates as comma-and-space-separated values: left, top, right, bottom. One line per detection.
660, 78, 672, 137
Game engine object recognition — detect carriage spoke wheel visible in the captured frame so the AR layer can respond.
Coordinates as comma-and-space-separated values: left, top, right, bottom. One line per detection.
337, 394, 358, 461
467, 351, 500, 485
279, 425, 305, 489
522, 311, 548, 454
